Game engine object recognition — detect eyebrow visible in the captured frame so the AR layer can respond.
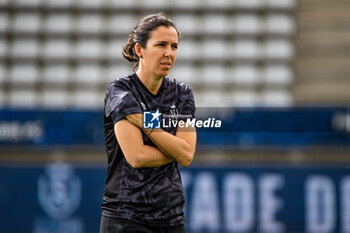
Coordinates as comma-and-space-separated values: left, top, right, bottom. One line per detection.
155, 41, 178, 45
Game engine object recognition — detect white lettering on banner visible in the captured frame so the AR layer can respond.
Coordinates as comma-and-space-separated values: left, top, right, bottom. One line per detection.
223, 173, 254, 232
259, 174, 285, 233
190, 172, 220, 232
180, 171, 192, 226
33, 217, 83, 233
306, 175, 335, 233
341, 176, 350, 233
0, 121, 43, 142
181, 171, 192, 202
181, 171, 349, 232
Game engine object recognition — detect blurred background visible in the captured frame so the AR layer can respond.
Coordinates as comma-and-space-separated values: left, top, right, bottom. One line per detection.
0, 0, 350, 232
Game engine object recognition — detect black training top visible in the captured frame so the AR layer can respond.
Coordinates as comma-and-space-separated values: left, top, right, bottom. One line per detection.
102, 73, 195, 226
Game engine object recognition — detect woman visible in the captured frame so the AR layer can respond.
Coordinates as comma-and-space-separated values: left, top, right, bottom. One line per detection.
100, 13, 196, 233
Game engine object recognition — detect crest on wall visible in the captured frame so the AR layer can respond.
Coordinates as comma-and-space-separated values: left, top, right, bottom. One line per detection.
38, 163, 81, 220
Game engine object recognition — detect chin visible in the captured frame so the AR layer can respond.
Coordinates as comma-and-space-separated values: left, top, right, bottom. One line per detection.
157, 70, 170, 77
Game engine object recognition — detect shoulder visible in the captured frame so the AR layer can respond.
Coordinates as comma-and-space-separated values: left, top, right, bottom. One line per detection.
107, 74, 134, 91
165, 77, 193, 95
104, 74, 139, 112
106, 74, 137, 97
105, 74, 138, 104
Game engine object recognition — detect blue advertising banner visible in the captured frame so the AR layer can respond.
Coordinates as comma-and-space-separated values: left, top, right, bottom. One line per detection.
0, 107, 349, 149
0, 109, 104, 147
1, 163, 350, 233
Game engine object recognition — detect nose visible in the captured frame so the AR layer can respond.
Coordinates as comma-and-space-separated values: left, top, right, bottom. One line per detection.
164, 46, 171, 57
164, 45, 175, 58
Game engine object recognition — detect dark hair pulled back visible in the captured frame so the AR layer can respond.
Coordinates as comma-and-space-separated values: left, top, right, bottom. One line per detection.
122, 13, 179, 71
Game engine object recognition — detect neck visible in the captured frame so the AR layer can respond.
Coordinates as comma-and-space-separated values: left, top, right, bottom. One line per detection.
136, 68, 163, 95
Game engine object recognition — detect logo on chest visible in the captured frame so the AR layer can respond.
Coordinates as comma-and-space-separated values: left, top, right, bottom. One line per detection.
169, 105, 179, 122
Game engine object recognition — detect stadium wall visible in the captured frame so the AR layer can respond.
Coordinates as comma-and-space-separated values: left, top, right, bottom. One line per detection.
1, 162, 350, 233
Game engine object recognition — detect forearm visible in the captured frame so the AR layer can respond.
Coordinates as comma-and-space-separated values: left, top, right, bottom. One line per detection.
144, 128, 195, 167
137, 144, 174, 168
114, 119, 173, 169
126, 113, 196, 167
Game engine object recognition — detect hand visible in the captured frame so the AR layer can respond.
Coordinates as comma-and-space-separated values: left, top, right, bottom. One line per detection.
126, 113, 143, 129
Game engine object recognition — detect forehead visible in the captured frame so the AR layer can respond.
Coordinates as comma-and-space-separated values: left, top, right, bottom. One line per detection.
148, 26, 179, 43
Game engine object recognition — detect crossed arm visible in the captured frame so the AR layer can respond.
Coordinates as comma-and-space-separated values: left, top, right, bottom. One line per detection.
115, 114, 196, 168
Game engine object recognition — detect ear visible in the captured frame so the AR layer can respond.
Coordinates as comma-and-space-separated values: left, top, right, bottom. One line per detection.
134, 43, 143, 59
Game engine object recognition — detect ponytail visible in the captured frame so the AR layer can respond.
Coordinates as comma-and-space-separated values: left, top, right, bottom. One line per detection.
122, 29, 139, 71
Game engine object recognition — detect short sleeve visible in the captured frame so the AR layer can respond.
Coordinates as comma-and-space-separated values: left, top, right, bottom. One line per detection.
105, 82, 142, 124
180, 87, 196, 120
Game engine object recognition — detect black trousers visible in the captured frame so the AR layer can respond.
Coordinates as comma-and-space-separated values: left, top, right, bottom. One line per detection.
100, 215, 185, 233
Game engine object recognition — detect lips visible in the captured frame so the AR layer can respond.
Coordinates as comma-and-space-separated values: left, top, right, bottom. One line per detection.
160, 62, 172, 69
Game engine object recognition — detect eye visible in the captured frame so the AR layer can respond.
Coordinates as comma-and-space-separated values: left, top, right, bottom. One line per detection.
157, 43, 166, 47
172, 44, 178, 49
